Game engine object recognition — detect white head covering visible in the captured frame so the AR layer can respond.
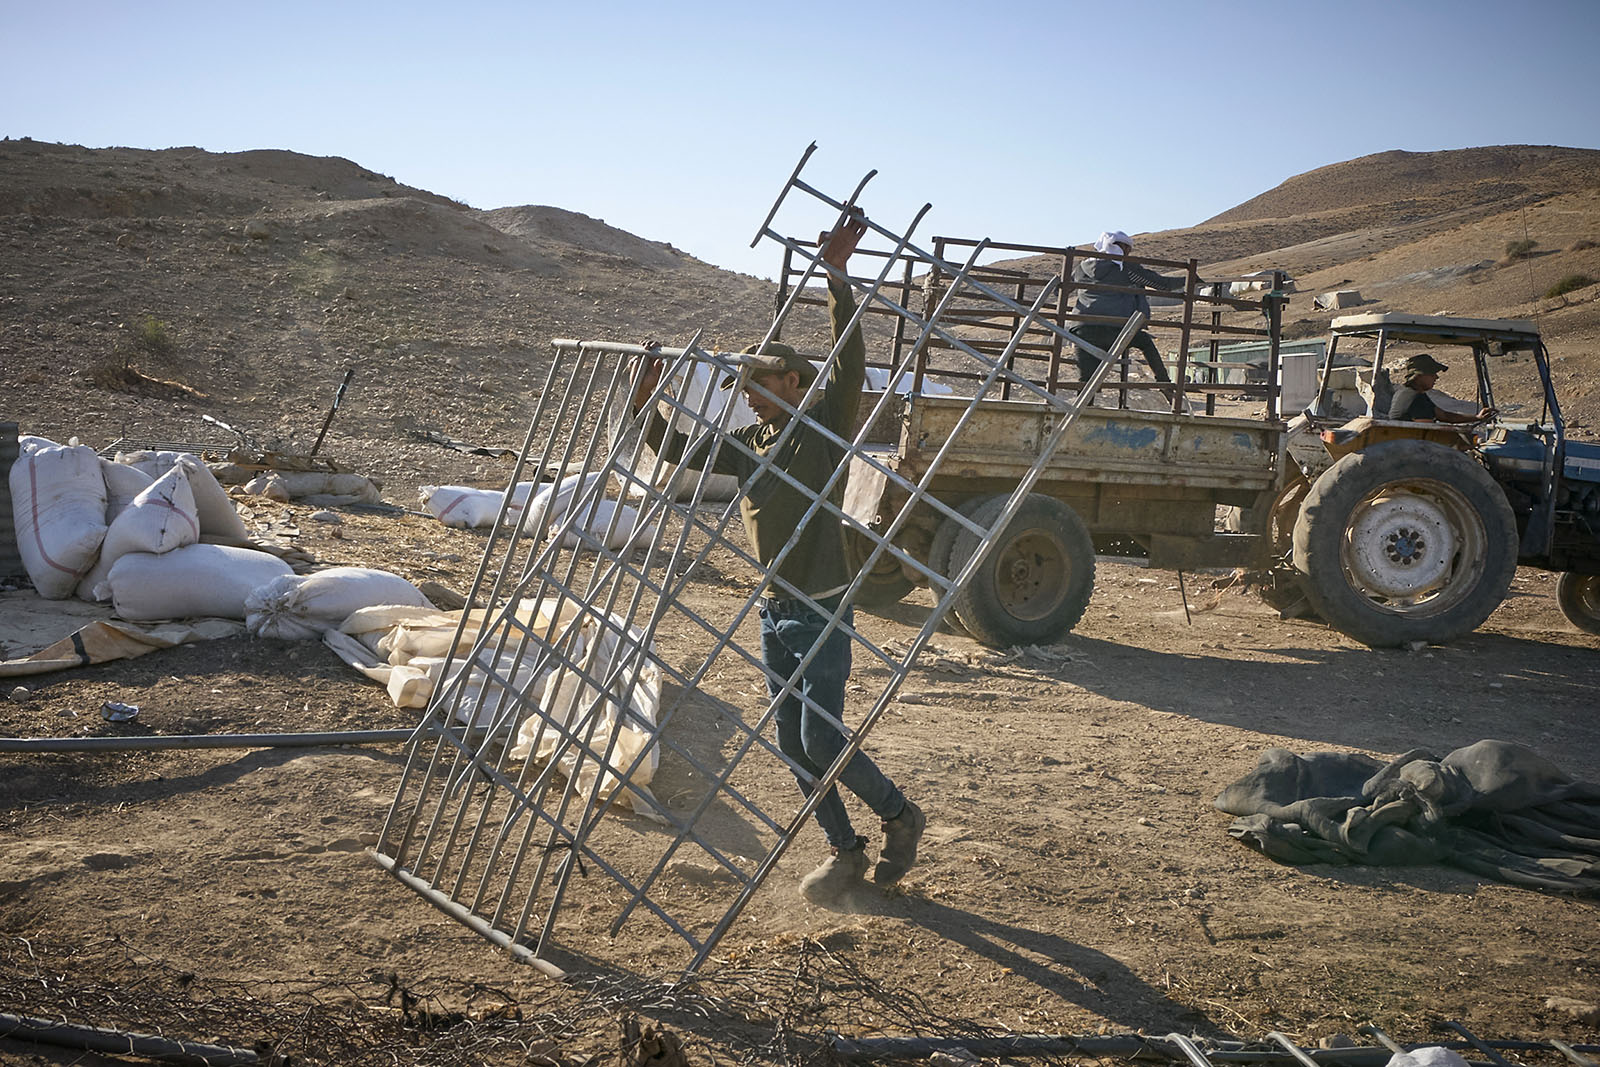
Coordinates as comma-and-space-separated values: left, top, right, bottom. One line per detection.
1094, 230, 1132, 255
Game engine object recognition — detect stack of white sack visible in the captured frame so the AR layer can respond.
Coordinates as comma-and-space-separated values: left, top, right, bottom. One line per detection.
418, 472, 657, 551
78, 452, 258, 608
5, 434, 291, 616
245, 567, 432, 640
323, 599, 661, 813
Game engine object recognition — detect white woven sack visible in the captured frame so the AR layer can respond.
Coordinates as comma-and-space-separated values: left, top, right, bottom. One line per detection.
106, 544, 293, 621
419, 485, 497, 528
100, 460, 155, 523
418, 483, 537, 529
112, 452, 249, 541
525, 472, 602, 532
245, 566, 432, 640
557, 499, 657, 551
77, 465, 200, 602
9, 444, 108, 599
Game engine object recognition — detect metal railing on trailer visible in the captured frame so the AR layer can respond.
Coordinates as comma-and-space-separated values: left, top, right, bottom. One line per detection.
774, 236, 1291, 419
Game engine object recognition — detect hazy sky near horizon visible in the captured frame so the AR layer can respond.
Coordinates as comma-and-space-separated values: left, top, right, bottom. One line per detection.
6, 0, 1599, 279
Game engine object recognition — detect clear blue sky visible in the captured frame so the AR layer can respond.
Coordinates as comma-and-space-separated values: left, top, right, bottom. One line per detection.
6, 0, 1599, 278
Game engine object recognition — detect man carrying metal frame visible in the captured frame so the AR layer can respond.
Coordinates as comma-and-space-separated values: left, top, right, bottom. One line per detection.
629, 211, 926, 904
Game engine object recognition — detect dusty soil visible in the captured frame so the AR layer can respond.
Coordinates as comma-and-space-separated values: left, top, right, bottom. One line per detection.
2, 501, 1597, 1064
2, 139, 1599, 1064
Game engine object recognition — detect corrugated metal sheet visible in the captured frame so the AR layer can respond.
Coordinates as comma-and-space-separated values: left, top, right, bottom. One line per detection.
0, 422, 23, 579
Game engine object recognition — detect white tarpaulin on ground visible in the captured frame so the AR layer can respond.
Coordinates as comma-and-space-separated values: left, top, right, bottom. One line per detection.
1314, 289, 1362, 310
324, 598, 661, 812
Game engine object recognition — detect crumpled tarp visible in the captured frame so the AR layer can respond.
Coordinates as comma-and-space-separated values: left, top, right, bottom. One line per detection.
323, 600, 662, 817
1215, 740, 1600, 895
0, 617, 244, 677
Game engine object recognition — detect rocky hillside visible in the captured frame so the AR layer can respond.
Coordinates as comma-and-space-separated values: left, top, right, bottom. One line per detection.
0, 139, 778, 496
3, 139, 1598, 497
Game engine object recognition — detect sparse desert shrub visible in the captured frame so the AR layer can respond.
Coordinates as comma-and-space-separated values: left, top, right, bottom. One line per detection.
1571, 238, 1597, 252
131, 315, 176, 361
90, 315, 177, 389
1502, 238, 1538, 262
1544, 273, 1595, 299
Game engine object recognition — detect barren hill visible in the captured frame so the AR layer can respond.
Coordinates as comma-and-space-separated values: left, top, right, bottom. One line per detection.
1207, 145, 1600, 226
0, 138, 777, 496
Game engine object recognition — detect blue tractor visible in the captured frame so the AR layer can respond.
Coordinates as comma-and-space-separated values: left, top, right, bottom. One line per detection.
1284, 313, 1600, 644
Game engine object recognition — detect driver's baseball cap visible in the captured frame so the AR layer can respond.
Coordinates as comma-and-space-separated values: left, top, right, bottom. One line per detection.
1396, 352, 1449, 378
718, 341, 818, 390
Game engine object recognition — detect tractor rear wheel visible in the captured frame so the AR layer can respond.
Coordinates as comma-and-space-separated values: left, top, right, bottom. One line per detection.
1292, 439, 1517, 647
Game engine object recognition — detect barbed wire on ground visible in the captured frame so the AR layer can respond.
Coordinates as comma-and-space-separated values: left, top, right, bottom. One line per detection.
0, 934, 1134, 1067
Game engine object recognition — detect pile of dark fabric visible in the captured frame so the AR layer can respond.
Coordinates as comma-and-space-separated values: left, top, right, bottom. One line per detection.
1215, 740, 1600, 895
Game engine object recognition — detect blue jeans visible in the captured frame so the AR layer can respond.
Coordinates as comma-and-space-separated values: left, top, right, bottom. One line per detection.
760, 596, 905, 851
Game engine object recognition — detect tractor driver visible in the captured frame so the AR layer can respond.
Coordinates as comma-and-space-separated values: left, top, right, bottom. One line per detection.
1388, 353, 1496, 424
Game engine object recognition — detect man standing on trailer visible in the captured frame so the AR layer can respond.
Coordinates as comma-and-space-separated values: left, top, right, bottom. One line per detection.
1070, 230, 1186, 388
629, 211, 926, 905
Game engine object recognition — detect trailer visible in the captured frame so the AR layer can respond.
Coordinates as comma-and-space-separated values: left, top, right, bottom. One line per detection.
770, 236, 1294, 647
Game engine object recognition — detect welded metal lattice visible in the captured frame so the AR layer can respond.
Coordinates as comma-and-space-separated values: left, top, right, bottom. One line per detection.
373, 147, 1146, 973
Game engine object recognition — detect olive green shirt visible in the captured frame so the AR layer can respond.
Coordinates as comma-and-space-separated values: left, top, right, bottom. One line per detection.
645, 278, 865, 598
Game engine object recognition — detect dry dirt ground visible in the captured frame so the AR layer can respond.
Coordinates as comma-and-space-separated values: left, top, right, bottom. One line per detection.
2, 498, 1597, 1065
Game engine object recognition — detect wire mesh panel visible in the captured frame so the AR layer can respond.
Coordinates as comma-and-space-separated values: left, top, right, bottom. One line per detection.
374, 147, 1146, 974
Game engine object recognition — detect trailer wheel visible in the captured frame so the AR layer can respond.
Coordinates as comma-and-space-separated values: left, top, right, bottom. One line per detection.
1556, 572, 1600, 635
843, 527, 914, 607
1292, 439, 1517, 647
948, 494, 1095, 648
927, 497, 991, 598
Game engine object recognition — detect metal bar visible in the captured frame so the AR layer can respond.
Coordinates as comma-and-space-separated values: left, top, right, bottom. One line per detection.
1440, 1022, 1515, 1067
1165, 1032, 1220, 1067
371, 849, 566, 978
748, 141, 820, 248
309, 366, 355, 457
1552, 1040, 1600, 1067
0, 1011, 260, 1066
1358, 1027, 1407, 1055
1267, 1032, 1323, 1067
0, 729, 430, 753
1174, 260, 1199, 413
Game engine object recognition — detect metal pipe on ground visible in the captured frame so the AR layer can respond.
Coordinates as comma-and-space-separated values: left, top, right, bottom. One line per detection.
0, 728, 433, 754
0, 1011, 261, 1066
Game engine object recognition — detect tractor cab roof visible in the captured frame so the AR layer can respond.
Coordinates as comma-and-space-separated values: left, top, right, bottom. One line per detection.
1329, 313, 1542, 350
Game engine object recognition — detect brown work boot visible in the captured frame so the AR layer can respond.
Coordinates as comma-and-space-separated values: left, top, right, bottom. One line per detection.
798, 841, 869, 903
874, 799, 926, 886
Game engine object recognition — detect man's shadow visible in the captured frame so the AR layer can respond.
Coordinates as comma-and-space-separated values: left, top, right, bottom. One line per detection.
827, 890, 1225, 1037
